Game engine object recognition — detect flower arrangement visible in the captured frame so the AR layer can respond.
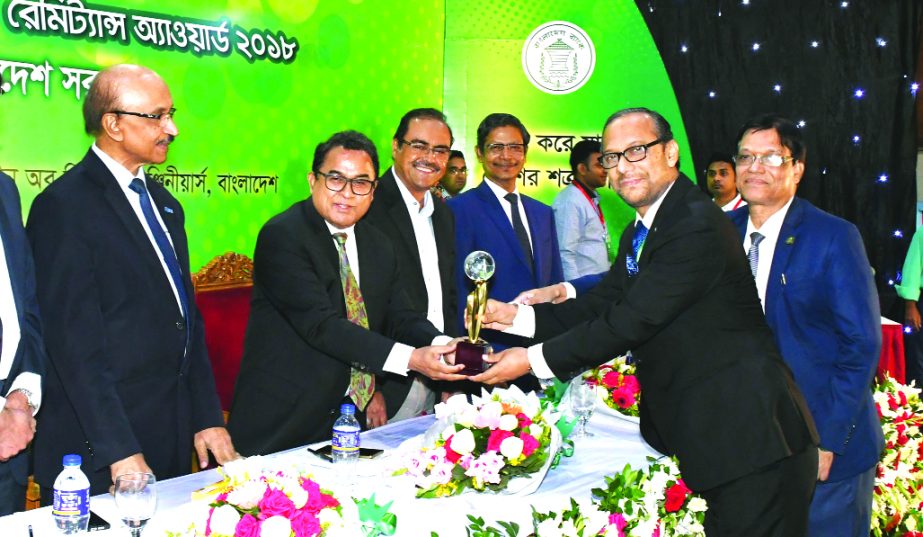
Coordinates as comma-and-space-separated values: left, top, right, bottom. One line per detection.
582, 355, 640, 418
394, 386, 557, 498
461, 457, 706, 537
872, 375, 923, 536
167, 456, 357, 537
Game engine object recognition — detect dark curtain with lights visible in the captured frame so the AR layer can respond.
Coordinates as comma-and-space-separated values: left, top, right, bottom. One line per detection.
636, 0, 921, 316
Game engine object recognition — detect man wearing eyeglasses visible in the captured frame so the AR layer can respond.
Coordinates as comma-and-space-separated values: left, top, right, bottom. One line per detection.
228, 130, 466, 456
472, 107, 819, 537
26, 64, 238, 497
364, 109, 459, 427
434, 150, 468, 200
729, 114, 882, 537
448, 113, 563, 381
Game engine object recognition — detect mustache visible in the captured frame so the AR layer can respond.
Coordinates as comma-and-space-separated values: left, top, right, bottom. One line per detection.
158, 135, 175, 144
411, 159, 440, 172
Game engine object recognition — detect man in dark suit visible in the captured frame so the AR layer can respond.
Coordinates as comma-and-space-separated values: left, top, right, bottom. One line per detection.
474, 108, 819, 537
365, 109, 458, 426
228, 131, 465, 456
27, 64, 236, 497
447, 113, 563, 352
0, 173, 45, 514
729, 114, 883, 537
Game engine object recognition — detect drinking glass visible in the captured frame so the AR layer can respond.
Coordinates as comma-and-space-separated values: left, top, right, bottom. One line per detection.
114, 472, 157, 537
570, 378, 596, 438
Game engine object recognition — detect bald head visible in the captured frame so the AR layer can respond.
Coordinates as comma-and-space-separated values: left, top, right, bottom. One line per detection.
83, 64, 164, 136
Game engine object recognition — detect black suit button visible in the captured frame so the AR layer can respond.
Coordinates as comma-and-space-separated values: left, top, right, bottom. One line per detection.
176, 321, 185, 330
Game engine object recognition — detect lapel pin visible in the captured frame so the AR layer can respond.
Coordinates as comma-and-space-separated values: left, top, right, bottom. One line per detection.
164, 207, 174, 214
785, 236, 795, 245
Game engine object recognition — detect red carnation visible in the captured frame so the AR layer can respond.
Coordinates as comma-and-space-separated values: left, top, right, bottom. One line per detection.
517, 413, 532, 429
520, 431, 540, 457
664, 480, 691, 513
601, 370, 622, 389
487, 429, 513, 452
443, 434, 462, 463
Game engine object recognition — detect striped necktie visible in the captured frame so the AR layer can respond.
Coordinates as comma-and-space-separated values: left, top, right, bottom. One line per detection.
748, 232, 765, 277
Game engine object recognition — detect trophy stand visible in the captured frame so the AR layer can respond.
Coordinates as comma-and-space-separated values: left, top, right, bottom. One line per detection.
455, 251, 495, 375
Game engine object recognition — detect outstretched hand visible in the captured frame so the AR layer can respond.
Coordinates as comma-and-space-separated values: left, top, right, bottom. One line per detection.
512, 283, 568, 305
409, 344, 467, 381
470, 347, 531, 385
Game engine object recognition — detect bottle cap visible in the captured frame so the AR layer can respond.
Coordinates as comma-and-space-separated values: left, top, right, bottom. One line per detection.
62, 454, 82, 467
339, 403, 356, 415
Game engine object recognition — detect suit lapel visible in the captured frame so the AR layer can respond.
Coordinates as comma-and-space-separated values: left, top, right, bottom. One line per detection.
522, 196, 543, 276
474, 181, 532, 273
379, 172, 422, 269
302, 200, 342, 286
638, 175, 691, 268
765, 198, 803, 321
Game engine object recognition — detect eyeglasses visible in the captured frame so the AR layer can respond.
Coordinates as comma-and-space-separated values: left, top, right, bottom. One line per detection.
399, 139, 451, 159
110, 107, 177, 125
315, 171, 377, 196
732, 154, 795, 168
447, 166, 467, 175
598, 139, 664, 169
485, 143, 526, 156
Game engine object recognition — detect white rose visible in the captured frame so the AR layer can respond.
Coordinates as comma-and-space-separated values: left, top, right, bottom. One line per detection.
687, 496, 708, 512
499, 436, 524, 460
209, 504, 241, 536
260, 515, 292, 537
529, 423, 544, 438
441, 423, 457, 441
451, 428, 476, 455
457, 407, 479, 427
498, 414, 519, 431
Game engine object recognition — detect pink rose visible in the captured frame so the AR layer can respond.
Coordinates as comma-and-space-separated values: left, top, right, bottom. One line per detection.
611, 388, 637, 409
258, 487, 296, 519
487, 429, 513, 452
516, 413, 532, 429
443, 434, 462, 463
234, 514, 260, 537
601, 371, 622, 389
519, 432, 539, 457
291, 509, 322, 537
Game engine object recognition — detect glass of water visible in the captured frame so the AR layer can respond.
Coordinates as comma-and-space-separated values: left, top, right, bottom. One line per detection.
114, 472, 156, 537
570, 377, 596, 438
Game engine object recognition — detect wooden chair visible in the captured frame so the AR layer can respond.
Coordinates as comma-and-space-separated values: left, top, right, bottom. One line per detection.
192, 252, 254, 420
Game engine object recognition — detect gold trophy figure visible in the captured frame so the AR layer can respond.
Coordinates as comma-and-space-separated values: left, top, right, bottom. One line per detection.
456, 250, 495, 375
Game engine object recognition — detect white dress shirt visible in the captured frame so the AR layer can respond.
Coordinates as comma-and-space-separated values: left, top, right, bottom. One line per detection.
0, 226, 42, 412
92, 144, 183, 315
506, 179, 678, 379
719, 193, 747, 212
483, 177, 534, 248
744, 196, 795, 311
323, 220, 450, 378
392, 167, 444, 332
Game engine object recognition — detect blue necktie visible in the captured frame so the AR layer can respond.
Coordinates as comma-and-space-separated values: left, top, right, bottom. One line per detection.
626, 221, 648, 277
748, 232, 764, 277
128, 178, 189, 343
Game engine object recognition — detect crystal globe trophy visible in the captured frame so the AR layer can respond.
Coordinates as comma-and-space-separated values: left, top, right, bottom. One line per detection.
456, 251, 495, 375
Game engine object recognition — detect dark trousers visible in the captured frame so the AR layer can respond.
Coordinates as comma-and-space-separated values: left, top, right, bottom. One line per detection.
904, 327, 923, 388
0, 462, 26, 516
699, 445, 817, 537
808, 464, 876, 537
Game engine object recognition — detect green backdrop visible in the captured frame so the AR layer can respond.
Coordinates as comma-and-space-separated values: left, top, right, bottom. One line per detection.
1, 0, 690, 270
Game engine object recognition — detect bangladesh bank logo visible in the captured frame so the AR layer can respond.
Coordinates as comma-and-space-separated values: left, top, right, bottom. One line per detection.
522, 21, 596, 95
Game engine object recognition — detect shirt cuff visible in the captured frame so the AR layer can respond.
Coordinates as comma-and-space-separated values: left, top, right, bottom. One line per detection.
4, 372, 42, 415
527, 343, 555, 379
504, 304, 536, 338
432, 335, 453, 346
383, 343, 413, 376
562, 282, 577, 299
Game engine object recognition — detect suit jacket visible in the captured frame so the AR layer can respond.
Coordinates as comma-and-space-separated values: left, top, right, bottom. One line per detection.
26, 150, 224, 495
364, 169, 457, 415
730, 198, 884, 481
0, 173, 45, 487
448, 180, 563, 348
531, 175, 818, 491
227, 200, 441, 455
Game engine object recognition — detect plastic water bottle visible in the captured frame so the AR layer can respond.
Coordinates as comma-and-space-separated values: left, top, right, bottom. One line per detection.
331, 403, 360, 484
52, 454, 90, 534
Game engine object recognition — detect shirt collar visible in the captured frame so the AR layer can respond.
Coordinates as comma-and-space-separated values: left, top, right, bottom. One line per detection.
634, 176, 677, 230
573, 178, 599, 199
92, 143, 145, 186
391, 166, 434, 218
484, 176, 520, 203
323, 220, 356, 241
746, 196, 795, 241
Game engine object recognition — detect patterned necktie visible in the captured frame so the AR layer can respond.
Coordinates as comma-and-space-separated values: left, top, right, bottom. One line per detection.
626, 221, 648, 277
748, 232, 765, 277
503, 193, 534, 272
128, 178, 189, 348
332, 233, 374, 411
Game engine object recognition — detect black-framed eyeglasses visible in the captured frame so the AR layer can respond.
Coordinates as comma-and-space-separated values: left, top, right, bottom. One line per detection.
315, 171, 377, 196
598, 138, 664, 169
732, 153, 795, 168
110, 107, 177, 124
485, 142, 526, 156
399, 139, 451, 159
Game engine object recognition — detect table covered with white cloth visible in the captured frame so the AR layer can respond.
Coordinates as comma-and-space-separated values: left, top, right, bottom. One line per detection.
0, 410, 659, 537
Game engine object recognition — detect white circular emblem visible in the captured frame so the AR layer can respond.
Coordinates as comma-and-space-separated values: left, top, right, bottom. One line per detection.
522, 21, 596, 95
